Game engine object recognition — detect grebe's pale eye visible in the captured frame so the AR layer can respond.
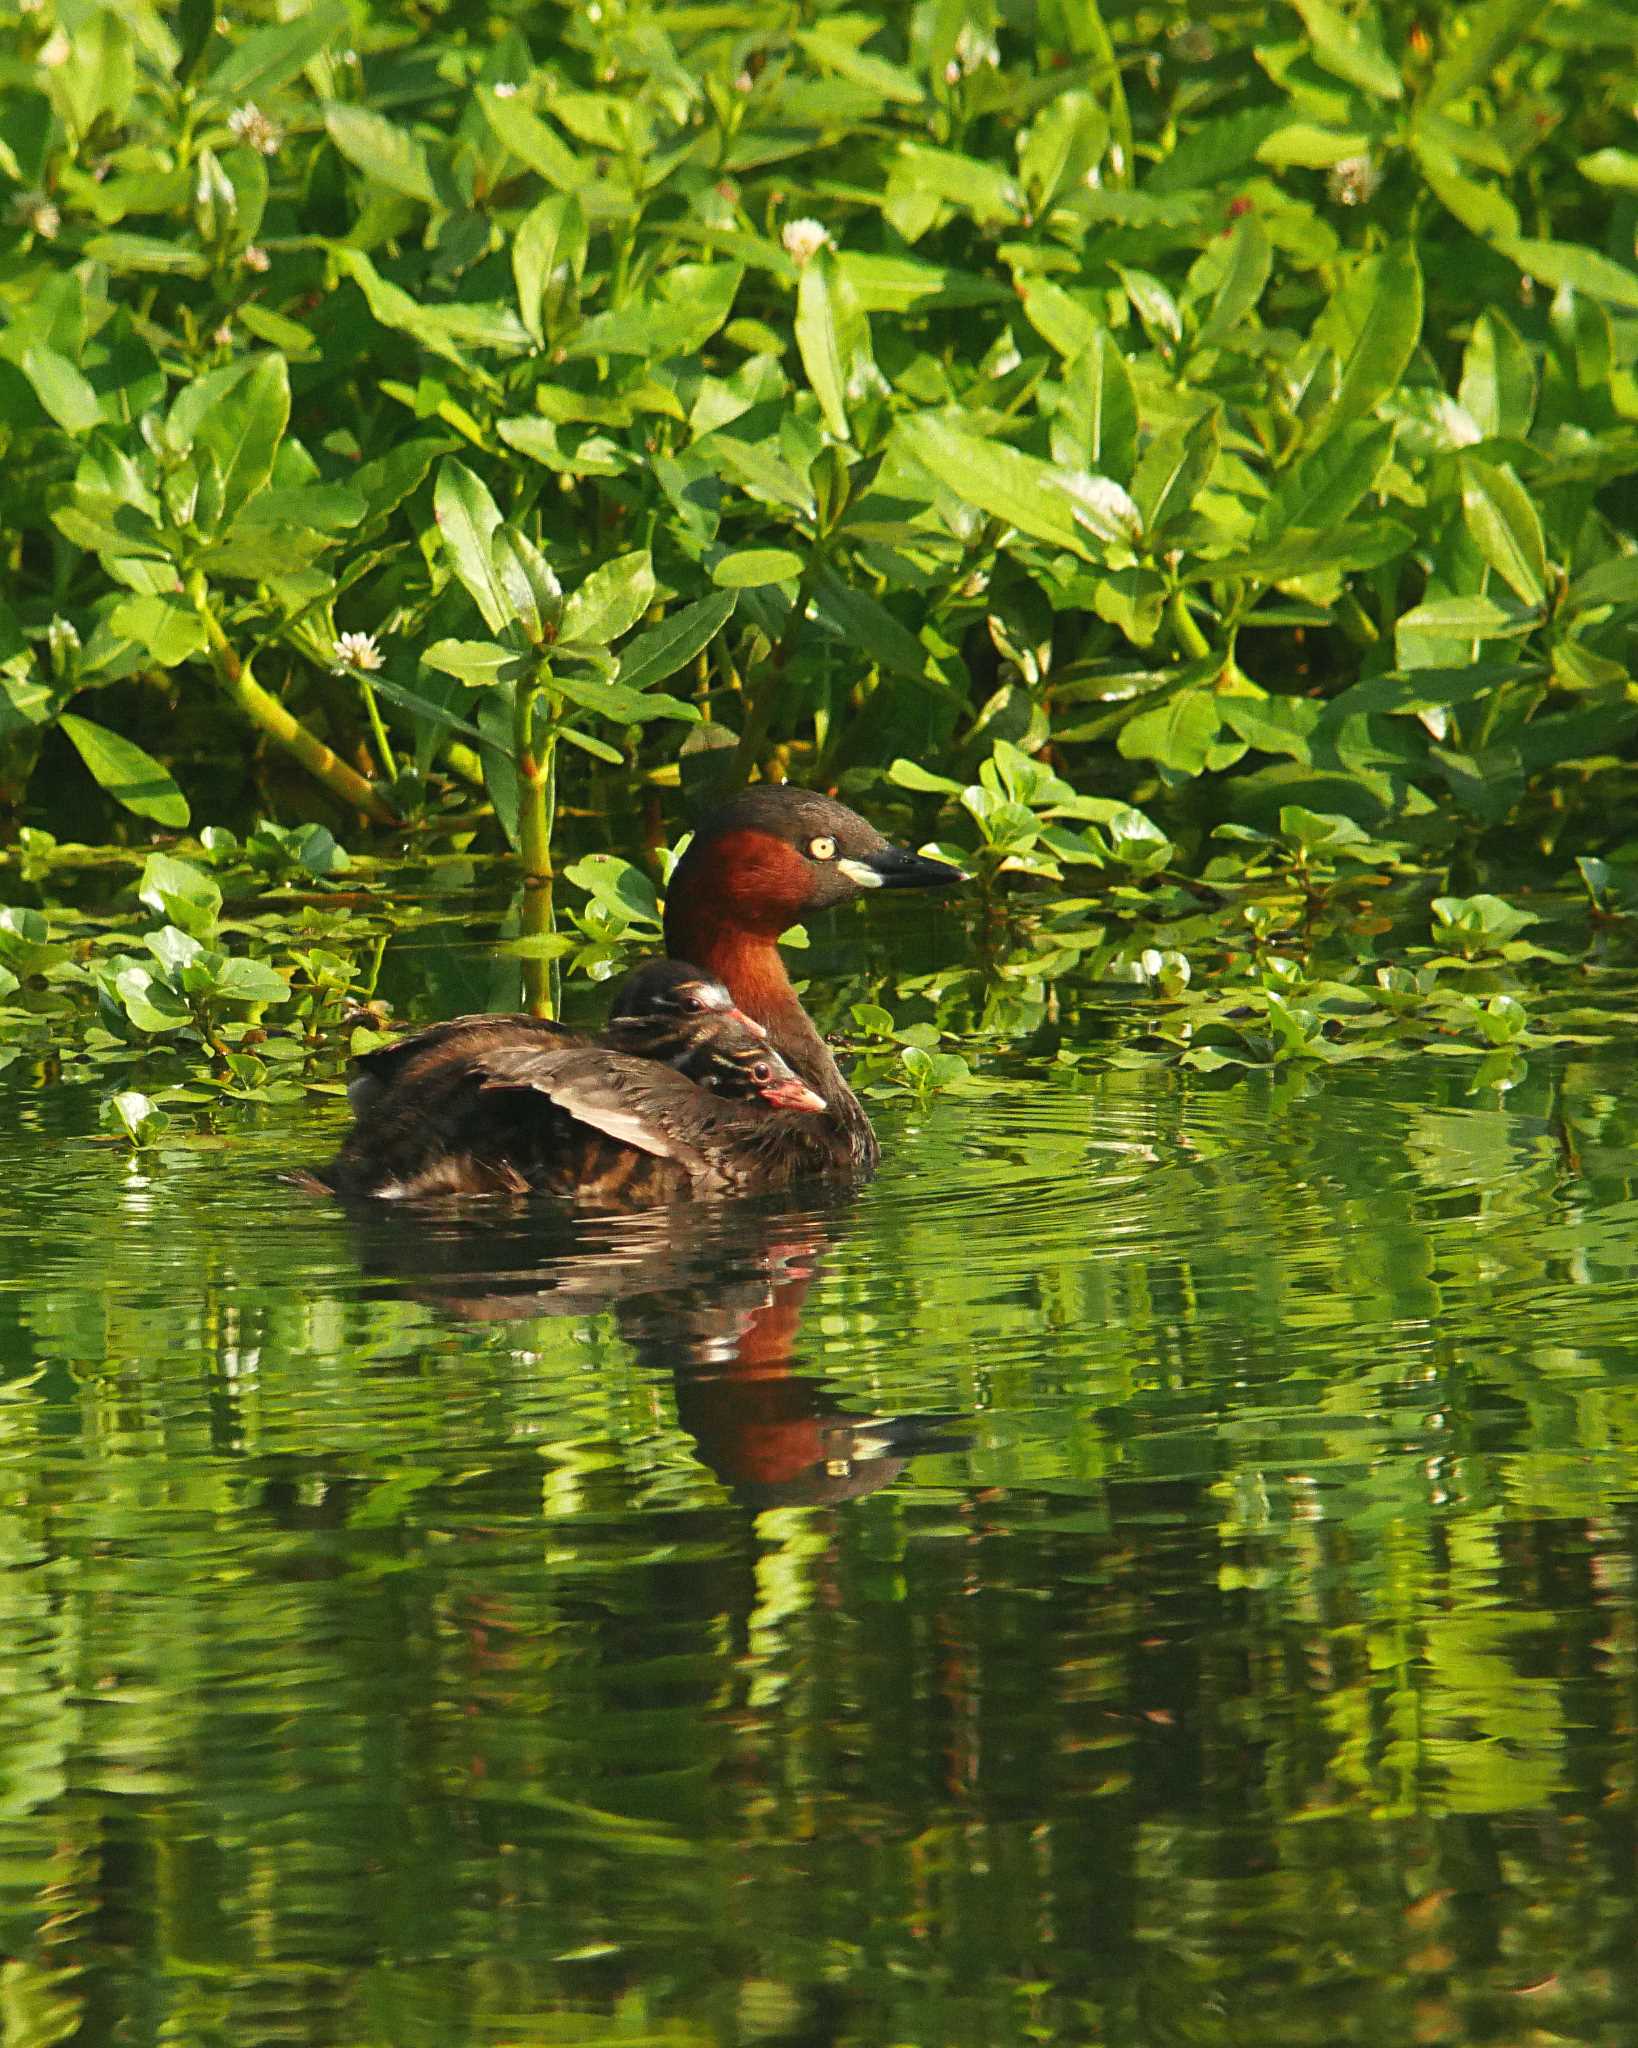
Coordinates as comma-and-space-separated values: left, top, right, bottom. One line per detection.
808, 835, 836, 861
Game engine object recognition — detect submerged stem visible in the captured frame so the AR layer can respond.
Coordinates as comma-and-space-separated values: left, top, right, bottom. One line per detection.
514, 673, 558, 1018
187, 577, 396, 822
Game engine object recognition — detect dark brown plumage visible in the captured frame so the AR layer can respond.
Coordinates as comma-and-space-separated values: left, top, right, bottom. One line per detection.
308, 793, 963, 1203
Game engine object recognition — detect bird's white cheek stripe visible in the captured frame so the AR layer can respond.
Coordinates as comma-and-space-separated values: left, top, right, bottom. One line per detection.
837, 858, 884, 888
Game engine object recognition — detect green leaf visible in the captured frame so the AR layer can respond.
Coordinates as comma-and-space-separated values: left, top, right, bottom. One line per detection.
1411, 136, 1520, 240
1564, 556, 1638, 615
1457, 309, 1535, 440
795, 246, 869, 441
1257, 123, 1373, 169
139, 852, 221, 935
1290, 0, 1402, 98
60, 716, 189, 826
100, 1089, 169, 1145
1395, 596, 1535, 660
891, 143, 1019, 227
1131, 410, 1219, 537
334, 248, 531, 367
17, 345, 101, 433
1016, 277, 1102, 362
564, 853, 663, 931
794, 26, 923, 105
107, 594, 210, 666
110, 959, 193, 1032
82, 233, 208, 277
1278, 806, 1371, 852
1578, 148, 1638, 192
168, 354, 290, 520
207, 3, 345, 98
422, 639, 517, 689
1188, 519, 1412, 585
1459, 458, 1547, 607
1059, 332, 1138, 481
1498, 237, 1638, 311
325, 105, 440, 207
557, 726, 625, 764
1256, 421, 1394, 541
1218, 696, 1323, 763
1117, 692, 1222, 774
433, 459, 510, 635
888, 759, 964, 796
479, 89, 585, 190
711, 548, 804, 588
1431, 892, 1536, 942
550, 672, 697, 726
211, 955, 291, 1003
896, 416, 1086, 555
1315, 244, 1423, 437
836, 251, 1011, 314
55, 7, 135, 135
1019, 90, 1108, 210
696, 434, 815, 517
616, 592, 737, 695
811, 568, 937, 683
560, 551, 656, 645
491, 525, 563, 646
1425, 0, 1539, 107
563, 265, 741, 361
512, 193, 586, 346
1193, 214, 1273, 348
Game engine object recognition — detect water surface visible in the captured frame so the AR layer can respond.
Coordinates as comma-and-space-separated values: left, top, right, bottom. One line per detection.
3, 985, 1637, 2046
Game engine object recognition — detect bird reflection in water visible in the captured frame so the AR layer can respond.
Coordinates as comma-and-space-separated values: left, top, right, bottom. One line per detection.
337, 1191, 967, 1508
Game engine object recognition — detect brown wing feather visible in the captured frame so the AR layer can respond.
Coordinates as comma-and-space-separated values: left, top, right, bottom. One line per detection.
474, 1044, 716, 1172
347, 1013, 578, 1113
320, 1019, 855, 1203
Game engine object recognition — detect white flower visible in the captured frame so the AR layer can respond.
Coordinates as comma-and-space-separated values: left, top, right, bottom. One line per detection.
332, 631, 384, 675
1327, 154, 1382, 208
780, 216, 830, 266
227, 103, 282, 157
492, 81, 519, 98
241, 244, 269, 272
10, 190, 59, 239
952, 25, 999, 73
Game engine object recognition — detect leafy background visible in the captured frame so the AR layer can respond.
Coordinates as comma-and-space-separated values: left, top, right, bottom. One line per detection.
5, 0, 1638, 854
5, 6, 1638, 2043
6, 0, 1638, 1112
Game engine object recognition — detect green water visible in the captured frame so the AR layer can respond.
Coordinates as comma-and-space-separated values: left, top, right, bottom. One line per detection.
4, 954, 1638, 2045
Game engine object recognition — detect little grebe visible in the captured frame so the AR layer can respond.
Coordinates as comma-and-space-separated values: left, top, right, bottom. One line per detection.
313, 789, 961, 1202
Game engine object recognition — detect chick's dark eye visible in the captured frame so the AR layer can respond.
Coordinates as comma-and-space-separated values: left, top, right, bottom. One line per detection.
751, 1060, 772, 1083
808, 835, 836, 861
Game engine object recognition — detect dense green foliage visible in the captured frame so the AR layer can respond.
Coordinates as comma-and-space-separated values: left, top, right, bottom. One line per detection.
5, 0, 1638, 1106
5, 0, 1638, 846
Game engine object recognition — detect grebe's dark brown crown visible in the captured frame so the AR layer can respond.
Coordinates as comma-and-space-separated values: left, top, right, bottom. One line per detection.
664, 786, 964, 951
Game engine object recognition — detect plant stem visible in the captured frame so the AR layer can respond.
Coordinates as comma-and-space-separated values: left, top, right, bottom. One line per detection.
514, 672, 558, 1018
1166, 589, 1211, 661
359, 681, 397, 780
187, 577, 397, 822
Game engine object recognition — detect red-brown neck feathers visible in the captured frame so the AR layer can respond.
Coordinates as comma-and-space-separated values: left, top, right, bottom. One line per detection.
665, 828, 812, 1025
